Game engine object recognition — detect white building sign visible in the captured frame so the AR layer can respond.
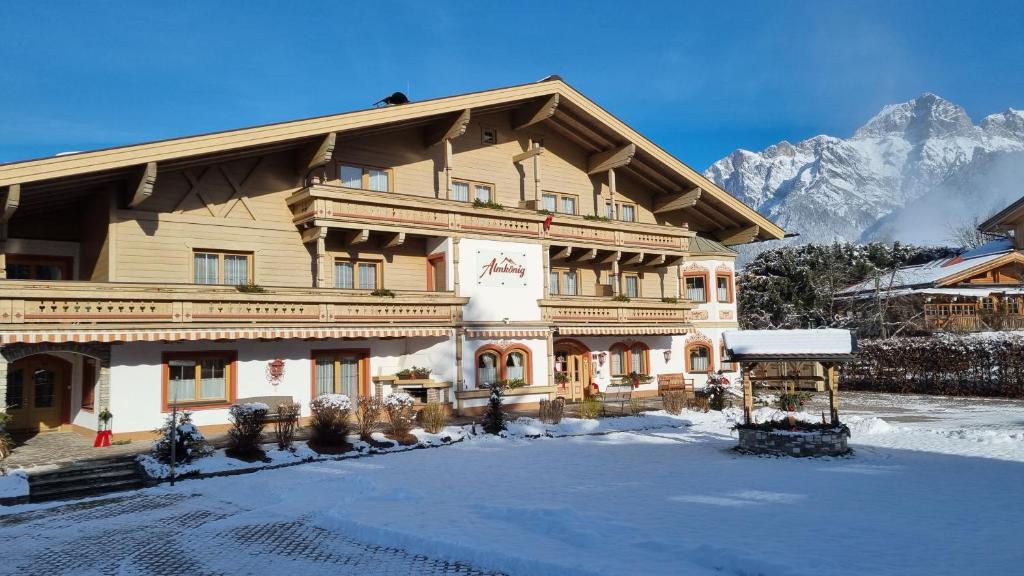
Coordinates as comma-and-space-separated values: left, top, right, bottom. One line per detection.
476, 250, 529, 287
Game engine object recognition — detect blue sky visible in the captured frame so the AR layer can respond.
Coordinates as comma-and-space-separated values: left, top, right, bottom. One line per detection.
1, 1, 1022, 169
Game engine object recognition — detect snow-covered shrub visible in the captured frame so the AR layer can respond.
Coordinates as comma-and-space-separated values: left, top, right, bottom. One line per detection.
418, 401, 448, 434
662, 391, 686, 415
383, 392, 416, 442
226, 402, 268, 459
309, 394, 352, 450
152, 411, 212, 464
701, 382, 730, 411
539, 398, 565, 424
844, 333, 1024, 397
274, 402, 301, 450
355, 395, 384, 441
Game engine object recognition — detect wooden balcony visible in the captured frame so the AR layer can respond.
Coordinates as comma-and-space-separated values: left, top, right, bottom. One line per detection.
539, 296, 691, 324
0, 280, 467, 329
923, 314, 1024, 332
288, 185, 692, 254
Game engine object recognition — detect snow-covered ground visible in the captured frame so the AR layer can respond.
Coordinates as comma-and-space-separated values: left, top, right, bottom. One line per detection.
2, 393, 1023, 575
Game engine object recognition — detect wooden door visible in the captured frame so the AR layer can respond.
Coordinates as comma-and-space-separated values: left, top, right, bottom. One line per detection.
5, 355, 71, 432
554, 345, 590, 402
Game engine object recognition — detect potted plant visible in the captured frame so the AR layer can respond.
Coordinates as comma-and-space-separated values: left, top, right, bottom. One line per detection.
94, 409, 114, 448
625, 372, 653, 389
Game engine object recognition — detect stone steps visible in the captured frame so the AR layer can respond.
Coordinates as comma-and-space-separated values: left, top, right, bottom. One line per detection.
27, 457, 146, 503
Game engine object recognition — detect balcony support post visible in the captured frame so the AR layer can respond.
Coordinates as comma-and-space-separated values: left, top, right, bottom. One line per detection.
0, 184, 20, 279
611, 259, 621, 297
454, 327, 465, 414
452, 237, 462, 293
675, 264, 683, 299
302, 226, 330, 288
542, 244, 551, 296
546, 329, 555, 392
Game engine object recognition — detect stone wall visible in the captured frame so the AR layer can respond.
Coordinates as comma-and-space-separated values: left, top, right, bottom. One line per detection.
737, 428, 850, 457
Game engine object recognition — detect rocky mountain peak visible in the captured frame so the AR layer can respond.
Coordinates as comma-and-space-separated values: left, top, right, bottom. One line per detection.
854, 93, 975, 141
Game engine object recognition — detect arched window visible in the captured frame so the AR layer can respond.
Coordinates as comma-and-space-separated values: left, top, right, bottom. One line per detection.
475, 346, 532, 387
477, 351, 499, 387
687, 344, 712, 374
506, 349, 527, 382
609, 342, 649, 375
609, 344, 627, 376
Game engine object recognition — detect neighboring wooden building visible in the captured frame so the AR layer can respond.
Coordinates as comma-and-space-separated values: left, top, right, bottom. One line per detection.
0, 77, 783, 435
839, 198, 1024, 333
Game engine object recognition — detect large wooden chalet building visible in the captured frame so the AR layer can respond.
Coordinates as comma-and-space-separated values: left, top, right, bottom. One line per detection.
0, 77, 783, 436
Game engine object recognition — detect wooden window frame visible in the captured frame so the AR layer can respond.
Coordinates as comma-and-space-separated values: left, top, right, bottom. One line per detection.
309, 348, 371, 400
192, 249, 253, 286
609, 341, 650, 376
426, 253, 446, 291
685, 343, 713, 374
622, 273, 641, 299
80, 357, 98, 412
161, 350, 237, 412
6, 254, 75, 281
550, 268, 579, 297
334, 258, 383, 290
337, 162, 394, 193
542, 191, 579, 215
604, 200, 638, 222
474, 344, 533, 388
684, 270, 710, 304
451, 178, 496, 203
715, 272, 734, 304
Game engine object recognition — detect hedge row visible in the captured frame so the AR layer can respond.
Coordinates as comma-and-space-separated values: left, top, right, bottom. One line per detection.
841, 333, 1024, 398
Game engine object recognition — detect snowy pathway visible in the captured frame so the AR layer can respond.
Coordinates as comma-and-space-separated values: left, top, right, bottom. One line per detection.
1, 395, 1022, 575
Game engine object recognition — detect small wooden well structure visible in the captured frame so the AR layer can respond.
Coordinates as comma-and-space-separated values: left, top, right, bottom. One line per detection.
722, 329, 857, 425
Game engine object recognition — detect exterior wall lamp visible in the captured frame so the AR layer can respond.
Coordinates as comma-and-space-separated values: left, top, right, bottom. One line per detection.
663, 349, 672, 363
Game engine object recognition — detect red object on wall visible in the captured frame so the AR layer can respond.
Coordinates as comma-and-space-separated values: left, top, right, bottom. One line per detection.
543, 215, 553, 232
93, 430, 113, 448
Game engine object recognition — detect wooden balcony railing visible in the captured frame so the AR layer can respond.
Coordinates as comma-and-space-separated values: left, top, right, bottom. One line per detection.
539, 296, 691, 324
0, 280, 467, 327
289, 185, 692, 253
923, 314, 1024, 332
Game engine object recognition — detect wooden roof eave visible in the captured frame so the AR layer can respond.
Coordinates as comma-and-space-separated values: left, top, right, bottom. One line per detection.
979, 196, 1024, 232
0, 78, 784, 241
935, 252, 1024, 287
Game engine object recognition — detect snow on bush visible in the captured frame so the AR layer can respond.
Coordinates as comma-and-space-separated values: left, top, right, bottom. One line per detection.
233, 402, 270, 414
311, 394, 352, 412
383, 392, 413, 409
845, 332, 1024, 397
152, 411, 212, 464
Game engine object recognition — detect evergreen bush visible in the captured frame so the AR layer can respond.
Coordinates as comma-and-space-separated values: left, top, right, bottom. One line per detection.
152, 411, 212, 464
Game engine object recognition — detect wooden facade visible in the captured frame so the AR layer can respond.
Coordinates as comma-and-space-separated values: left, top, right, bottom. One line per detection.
0, 78, 783, 431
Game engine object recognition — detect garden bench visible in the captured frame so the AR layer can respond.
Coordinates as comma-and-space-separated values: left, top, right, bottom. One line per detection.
601, 385, 633, 416
234, 396, 297, 423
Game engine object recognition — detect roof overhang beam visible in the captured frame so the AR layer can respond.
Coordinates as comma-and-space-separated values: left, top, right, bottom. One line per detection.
297, 132, 337, 176
127, 162, 158, 208
588, 143, 636, 175
424, 109, 471, 148
716, 225, 760, 246
654, 187, 702, 214
511, 94, 559, 130
2, 184, 21, 224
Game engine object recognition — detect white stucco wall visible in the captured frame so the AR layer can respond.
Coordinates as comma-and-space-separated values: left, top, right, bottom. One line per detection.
458, 238, 543, 322
109, 336, 452, 433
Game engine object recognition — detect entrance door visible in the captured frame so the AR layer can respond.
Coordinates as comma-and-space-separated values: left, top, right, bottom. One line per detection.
554, 342, 590, 402
5, 355, 71, 432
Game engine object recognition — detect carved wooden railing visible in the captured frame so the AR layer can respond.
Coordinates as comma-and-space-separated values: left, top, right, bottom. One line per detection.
539, 296, 691, 323
0, 281, 466, 326
289, 185, 692, 253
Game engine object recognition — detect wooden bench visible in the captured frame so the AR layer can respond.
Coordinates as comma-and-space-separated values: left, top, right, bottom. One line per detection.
601, 384, 633, 415
234, 396, 297, 422
656, 375, 709, 412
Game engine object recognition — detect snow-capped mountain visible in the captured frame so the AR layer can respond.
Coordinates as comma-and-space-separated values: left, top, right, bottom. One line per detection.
705, 94, 1024, 252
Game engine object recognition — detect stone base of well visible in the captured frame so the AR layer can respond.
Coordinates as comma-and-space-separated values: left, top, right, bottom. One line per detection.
737, 427, 850, 457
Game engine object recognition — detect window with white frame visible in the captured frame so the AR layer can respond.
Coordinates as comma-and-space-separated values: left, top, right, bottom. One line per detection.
193, 251, 252, 286
338, 164, 391, 192
335, 260, 379, 290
